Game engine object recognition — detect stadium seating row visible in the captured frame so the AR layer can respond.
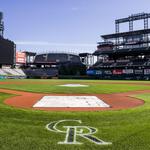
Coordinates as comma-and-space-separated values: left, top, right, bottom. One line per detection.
23, 68, 58, 78
0, 68, 58, 78
93, 59, 150, 68
0, 68, 26, 76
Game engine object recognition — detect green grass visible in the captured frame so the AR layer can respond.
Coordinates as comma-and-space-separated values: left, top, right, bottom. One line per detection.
0, 79, 150, 150
0, 79, 150, 94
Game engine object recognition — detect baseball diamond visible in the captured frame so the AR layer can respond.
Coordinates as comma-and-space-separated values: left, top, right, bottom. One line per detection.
0, 79, 150, 150
2, 85, 145, 111
0, 3, 150, 150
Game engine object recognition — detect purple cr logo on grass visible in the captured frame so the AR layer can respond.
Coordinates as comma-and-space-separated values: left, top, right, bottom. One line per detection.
46, 120, 112, 145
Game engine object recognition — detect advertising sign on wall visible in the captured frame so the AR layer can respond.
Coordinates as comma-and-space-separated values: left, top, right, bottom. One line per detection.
104, 70, 112, 75
113, 69, 123, 75
144, 69, 150, 75
16, 52, 26, 64
123, 69, 134, 74
134, 69, 143, 75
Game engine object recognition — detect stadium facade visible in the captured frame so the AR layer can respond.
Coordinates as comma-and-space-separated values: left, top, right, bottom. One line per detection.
23, 52, 86, 78
1, 11, 150, 80
0, 11, 86, 78
87, 13, 150, 80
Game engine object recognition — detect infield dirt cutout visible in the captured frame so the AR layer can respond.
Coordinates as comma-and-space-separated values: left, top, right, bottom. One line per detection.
0, 80, 148, 111
1, 88, 147, 111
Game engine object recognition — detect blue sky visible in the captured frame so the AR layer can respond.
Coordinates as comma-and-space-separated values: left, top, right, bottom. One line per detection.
0, 0, 150, 53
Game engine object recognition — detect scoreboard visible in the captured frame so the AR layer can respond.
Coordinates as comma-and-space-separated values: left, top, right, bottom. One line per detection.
0, 38, 15, 65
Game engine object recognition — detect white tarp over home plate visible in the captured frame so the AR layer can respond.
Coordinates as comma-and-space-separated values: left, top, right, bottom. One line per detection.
33, 96, 110, 108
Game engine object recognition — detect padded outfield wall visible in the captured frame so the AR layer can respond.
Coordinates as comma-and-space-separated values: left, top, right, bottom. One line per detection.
87, 69, 150, 80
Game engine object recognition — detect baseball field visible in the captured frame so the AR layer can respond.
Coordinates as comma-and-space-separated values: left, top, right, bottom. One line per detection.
0, 79, 150, 150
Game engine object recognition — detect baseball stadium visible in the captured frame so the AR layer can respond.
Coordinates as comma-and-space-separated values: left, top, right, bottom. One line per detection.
0, 9, 150, 150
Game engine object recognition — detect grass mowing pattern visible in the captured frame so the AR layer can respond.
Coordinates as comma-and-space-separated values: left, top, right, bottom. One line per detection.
0, 79, 150, 94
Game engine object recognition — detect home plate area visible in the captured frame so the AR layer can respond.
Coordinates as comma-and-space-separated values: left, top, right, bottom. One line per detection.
33, 96, 110, 108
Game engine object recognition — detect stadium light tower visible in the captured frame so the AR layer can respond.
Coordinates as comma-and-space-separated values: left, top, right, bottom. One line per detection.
115, 13, 150, 33
0, 12, 4, 37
